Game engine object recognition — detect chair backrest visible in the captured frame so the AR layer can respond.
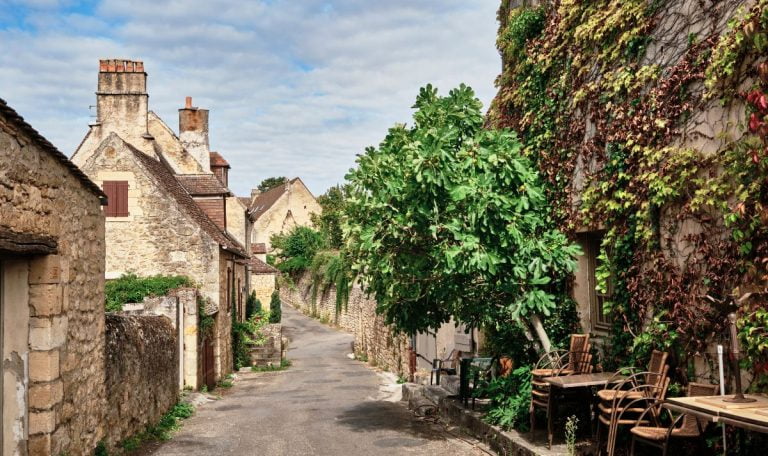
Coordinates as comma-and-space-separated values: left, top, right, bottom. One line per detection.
568, 334, 591, 374
681, 382, 720, 433
644, 350, 669, 387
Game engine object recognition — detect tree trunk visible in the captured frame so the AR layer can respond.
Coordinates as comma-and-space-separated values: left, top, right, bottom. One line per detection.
529, 314, 552, 352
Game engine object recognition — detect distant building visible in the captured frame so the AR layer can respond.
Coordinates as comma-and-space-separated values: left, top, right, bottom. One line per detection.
246, 177, 322, 251
72, 59, 250, 387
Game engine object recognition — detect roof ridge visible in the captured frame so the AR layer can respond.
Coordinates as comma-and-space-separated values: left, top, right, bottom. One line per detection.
0, 98, 106, 199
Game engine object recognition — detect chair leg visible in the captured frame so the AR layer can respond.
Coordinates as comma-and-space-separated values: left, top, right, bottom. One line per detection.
630, 436, 636, 456
529, 404, 536, 436
596, 420, 603, 456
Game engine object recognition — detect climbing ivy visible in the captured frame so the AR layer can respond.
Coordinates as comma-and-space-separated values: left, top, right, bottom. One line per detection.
489, 0, 768, 384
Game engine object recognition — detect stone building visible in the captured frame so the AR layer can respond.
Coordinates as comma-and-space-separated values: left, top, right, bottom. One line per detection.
246, 178, 322, 251
71, 59, 250, 388
1, 98, 107, 455
249, 249, 279, 312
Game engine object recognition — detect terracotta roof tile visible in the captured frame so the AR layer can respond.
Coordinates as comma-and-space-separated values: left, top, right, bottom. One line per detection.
209, 151, 230, 168
250, 178, 299, 220
250, 257, 278, 274
238, 196, 251, 208
0, 98, 106, 200
176, 174, 231, 196
252, 243, 267, 254
128, 144, 248, 258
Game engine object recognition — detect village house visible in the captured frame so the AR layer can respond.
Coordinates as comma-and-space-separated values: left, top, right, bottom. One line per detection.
1, 98, 107, 455
247, 177, 322, 252
71, 59, 250, 389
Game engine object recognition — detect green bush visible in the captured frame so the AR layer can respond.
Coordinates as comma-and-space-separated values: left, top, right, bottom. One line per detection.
270, 226, 326, 274
232, 311, 271, 370
475, 366, 532, 431
269, 291, 282, 323
105, 274, 193, 312
246, 292, 261, 319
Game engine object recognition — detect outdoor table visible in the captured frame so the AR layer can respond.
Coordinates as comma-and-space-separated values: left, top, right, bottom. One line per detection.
663, 395, 768, 434
541, 372, 627, 448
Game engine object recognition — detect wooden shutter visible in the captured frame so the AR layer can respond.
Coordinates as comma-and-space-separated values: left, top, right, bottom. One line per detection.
103, 181, 129, 217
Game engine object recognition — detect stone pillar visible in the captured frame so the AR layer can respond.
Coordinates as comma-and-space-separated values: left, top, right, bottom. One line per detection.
27, 255, 67, 455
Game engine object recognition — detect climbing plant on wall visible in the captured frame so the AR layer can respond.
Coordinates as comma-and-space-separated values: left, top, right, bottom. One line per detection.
489, 0, 768, 382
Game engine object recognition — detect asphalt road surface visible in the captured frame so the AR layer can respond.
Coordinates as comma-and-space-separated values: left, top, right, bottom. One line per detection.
150, 304, 486, 455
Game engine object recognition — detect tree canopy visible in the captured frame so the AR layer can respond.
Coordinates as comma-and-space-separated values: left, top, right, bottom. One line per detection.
343, 84, 581, 334
258, 176, 288, 193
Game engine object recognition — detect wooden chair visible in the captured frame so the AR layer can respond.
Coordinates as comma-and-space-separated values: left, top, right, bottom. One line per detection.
596, 350, 669, 403
629, 382, 719, 456
596, 367, 670, 456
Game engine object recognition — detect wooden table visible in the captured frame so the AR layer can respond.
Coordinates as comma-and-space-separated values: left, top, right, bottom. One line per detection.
664, 395, 768, 434
540, 373, 627, 448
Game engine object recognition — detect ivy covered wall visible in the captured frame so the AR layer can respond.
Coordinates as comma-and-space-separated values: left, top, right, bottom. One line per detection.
490, 0, 768, 387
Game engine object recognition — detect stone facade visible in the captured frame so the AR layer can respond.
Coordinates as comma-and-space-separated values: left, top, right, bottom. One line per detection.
1, 98, 107, 455
72, 60, 250, 386
249, 178, 322, 251
251, 272, 277, 312
104, 314, 178, 449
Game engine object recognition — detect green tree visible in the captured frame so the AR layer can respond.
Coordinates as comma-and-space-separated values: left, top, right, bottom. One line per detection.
269, 291, 282, 323
270, 226, 326, 274
311, 185, 350, 249
257, 176, 287, 193
343, 84, 581, 336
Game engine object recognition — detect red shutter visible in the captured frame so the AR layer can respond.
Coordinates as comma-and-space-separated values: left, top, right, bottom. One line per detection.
102, 181, 129, 217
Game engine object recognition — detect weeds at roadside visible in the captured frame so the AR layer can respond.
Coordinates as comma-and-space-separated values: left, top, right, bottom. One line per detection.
118, 401, 195, 452
251, 359, 292, 372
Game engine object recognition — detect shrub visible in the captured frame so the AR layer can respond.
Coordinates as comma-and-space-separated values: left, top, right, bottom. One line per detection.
269, 291, 282, 323
105, 274, 193, 312
246, 292, 261, 319
270, 226, 326, 274
475, 366, 532, 431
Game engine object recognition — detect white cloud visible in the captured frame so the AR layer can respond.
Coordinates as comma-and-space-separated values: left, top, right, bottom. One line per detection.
0, 0, 501, 195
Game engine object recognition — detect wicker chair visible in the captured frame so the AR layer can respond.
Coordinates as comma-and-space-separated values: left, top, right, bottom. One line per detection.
596, 350, 669, 403
596, 368, 670, 456
629, 382, 719, 456
530, 334, 593, 448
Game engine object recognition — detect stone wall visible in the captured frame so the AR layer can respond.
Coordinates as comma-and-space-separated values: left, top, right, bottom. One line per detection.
79, 134, 221, 306
104, 314, 178, 448
280, 273, 410, 375
251, 272, 276, 311
1, 104, 107, 455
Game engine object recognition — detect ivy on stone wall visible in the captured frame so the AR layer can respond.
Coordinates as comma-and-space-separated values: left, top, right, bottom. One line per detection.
489, 0, 768, 383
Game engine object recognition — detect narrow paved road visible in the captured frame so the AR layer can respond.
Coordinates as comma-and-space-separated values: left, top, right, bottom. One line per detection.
151, 305, 484, 455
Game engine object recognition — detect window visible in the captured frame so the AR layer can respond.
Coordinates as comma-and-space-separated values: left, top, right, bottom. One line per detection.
587, 233, 613, 331
102, 181, 129, 217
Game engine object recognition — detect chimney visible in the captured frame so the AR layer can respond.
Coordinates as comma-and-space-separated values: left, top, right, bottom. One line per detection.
96, 59, 149, 139
179, 97, 211, 173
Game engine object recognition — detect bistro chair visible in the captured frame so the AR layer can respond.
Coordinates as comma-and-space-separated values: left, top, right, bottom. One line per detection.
596, 350, 669, 403
530, 335, 593, 448
596, 367, 671, 456
430, 349, 462, 386
628, 382, 719, 456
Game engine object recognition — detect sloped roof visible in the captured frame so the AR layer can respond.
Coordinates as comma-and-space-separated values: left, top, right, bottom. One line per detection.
250, 257, 278, 274
250, 178, 299, 220
210, 151, 230, 168
128, 143, 248, 257
0, 98, 106, 200
176, 174, 231, 196
238, 196, 251, 208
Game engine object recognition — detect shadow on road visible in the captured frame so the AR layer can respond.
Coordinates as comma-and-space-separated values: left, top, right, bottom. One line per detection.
335, 401, 448, 441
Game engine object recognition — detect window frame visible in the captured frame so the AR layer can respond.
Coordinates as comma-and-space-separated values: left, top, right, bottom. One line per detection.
586, 233, 613, 332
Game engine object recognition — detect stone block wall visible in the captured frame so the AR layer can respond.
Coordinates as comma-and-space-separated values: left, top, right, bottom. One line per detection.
104, 314, 178, 448
1, 106, 107, 455
251, 272, 276, 311
280, 273, 410, 375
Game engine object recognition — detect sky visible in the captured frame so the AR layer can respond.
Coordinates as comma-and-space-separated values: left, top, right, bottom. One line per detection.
0, 0, 502, 196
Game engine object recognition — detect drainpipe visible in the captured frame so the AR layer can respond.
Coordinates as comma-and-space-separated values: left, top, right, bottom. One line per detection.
177, 297, 184, 389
